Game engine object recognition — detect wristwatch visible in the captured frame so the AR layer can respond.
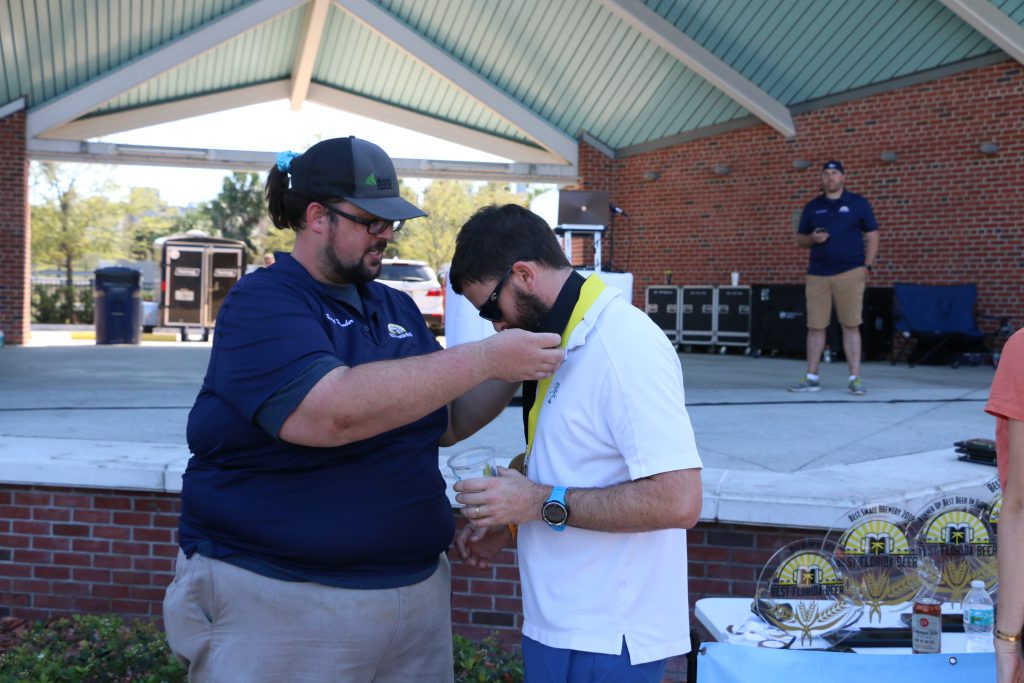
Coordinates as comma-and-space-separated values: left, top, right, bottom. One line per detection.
541, 486, 570, 532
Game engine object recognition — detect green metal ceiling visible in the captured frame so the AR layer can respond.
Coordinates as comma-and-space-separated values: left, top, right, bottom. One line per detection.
2, 0, 1022, 172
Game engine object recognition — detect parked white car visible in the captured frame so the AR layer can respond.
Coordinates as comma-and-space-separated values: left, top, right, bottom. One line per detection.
377, 258, 444, 334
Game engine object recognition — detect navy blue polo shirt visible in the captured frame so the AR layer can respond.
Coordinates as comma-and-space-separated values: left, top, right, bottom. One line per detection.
179, 253, 452, 588
797, 189, 878, 276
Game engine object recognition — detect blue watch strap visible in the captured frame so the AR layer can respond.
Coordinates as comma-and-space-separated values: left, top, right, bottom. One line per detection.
549, 486, 567, 505
543, 486, 569, 532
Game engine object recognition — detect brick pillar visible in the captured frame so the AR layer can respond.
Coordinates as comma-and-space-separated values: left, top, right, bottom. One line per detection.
0, 104, 29, 345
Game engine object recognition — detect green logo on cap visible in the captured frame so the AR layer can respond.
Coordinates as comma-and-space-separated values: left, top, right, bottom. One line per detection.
364, 173, 377, 187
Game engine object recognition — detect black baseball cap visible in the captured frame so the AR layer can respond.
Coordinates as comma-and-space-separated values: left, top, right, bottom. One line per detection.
822, 160, 845, 174
289, 137, 426, 221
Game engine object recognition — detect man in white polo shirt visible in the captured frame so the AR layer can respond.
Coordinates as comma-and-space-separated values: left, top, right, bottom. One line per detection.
449, 204, 703, 683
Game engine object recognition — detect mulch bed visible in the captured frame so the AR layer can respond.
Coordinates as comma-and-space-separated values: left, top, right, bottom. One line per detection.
0, 616, 33, 655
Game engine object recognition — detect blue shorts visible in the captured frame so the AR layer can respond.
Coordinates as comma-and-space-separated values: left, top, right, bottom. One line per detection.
522, 635, 667, 683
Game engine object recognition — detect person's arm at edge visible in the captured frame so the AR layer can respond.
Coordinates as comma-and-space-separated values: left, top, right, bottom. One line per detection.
279, 329, 559, 447
795, 207, 817, 248
864, 229, 880, 268
996, 417, 1024, 683
439, 378, 520, 446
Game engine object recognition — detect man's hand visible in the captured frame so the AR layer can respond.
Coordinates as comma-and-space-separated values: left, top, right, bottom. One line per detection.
455, 523, 513, 570
812, 229, 830, 244
454, 466, 548, 528
476, 330, 563, 383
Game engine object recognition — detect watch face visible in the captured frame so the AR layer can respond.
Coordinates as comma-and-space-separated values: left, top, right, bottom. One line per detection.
543, 502, 568, 525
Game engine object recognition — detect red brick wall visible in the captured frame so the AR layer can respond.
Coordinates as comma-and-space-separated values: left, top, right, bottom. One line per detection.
0, 486, 178, 622
0, 483, 816, 642
581, 59, 1024, 330
0, 109, 29, 345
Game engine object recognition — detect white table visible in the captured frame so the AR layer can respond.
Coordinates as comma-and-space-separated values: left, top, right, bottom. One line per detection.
695, 597, 971, 655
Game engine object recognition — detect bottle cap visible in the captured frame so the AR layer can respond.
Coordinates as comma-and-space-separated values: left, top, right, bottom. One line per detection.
970, 579, 985, 588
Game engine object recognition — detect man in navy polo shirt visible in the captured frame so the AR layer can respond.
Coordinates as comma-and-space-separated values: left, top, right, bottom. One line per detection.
162, 137, 563, 683
790, 160, 879, 396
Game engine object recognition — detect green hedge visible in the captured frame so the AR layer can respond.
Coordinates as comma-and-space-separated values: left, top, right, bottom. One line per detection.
0, 615, 523, 683
31, 284, 94, 324
0, 615, 184, 683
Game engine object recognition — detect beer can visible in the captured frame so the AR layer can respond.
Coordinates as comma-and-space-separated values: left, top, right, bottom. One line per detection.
912, 598, 942, 654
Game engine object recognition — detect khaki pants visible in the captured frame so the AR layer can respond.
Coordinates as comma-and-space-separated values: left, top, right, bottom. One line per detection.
163, 550, 454, 683
805, 267, 866, 329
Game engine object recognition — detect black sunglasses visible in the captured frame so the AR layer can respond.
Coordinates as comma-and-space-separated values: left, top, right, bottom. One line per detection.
478, 266, 513, 322
321, 203, 405, 235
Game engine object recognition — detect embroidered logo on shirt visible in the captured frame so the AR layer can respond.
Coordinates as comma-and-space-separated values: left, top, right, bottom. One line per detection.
325, 313, 354, 328
545, 382, 560, 405
815, 209, 828, 215
839, 206, 850, 213
387, 323, 413, 339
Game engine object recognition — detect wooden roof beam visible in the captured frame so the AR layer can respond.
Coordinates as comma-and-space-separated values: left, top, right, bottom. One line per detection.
333, 0, 578, 165
27, 0, 306, 139
602, 0, 796, 139
290, 0, 331, 111
940, 0, 1024, 67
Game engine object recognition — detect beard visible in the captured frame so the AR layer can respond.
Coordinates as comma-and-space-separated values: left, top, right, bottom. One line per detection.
511, 287, 551, 333
319, 220, 387, 285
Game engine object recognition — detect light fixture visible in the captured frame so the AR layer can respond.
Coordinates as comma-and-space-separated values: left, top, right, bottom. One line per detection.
979, 142, 999, 155
643, 171, 661, 181
792, 159, 811, 170
879, 151, 898, 163
713, 164, 731, 176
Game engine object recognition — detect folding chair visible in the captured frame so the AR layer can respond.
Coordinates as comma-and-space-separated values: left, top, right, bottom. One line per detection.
890, 283, 1009, 367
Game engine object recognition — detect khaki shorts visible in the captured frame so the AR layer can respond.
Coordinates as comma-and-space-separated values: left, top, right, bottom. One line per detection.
163, 550, 454, 683
805, 267, 866, 329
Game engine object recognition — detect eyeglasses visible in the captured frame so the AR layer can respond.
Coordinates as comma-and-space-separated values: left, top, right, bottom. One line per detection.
478, 266, 513, 322
321, 203, 405, 235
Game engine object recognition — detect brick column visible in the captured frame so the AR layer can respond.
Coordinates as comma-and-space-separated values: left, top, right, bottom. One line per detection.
0, 103, 30, 345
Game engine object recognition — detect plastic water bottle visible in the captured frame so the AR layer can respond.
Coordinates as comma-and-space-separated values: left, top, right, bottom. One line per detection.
963, 579, 994, 652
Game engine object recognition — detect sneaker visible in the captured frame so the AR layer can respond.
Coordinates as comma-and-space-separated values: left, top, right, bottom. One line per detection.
788, 377, 821, 392
848, 377, 866, 396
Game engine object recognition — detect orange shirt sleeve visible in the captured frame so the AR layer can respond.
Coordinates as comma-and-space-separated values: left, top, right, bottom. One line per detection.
985, 329, 1024, 488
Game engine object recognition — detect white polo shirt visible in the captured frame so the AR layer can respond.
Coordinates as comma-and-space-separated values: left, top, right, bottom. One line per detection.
518, 283, 703, 665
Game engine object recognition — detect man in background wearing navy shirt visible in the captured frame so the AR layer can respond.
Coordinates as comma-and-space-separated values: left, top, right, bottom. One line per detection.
790, 160, 879, 396
162, 137, 563, 683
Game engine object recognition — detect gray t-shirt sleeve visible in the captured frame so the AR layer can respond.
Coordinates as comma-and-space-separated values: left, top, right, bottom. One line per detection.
254, 355, 346, 439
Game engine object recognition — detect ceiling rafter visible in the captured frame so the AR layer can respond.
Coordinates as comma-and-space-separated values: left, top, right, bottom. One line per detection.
939, 0, 1024, 67
26, 138, 579, 184
307, 84, 554, 163
333, 0, 578, 165
601, 0, 796, 139
43, 83, 290, 140
290, 0, 331, 110
41, 79, 554, 165
28, 0, 306, 139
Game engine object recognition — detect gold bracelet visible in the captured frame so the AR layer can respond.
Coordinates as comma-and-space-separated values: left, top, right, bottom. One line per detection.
995, 628, 1024, 642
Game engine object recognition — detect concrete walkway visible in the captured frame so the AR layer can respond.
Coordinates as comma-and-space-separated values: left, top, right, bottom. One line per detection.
0, 326, 1000, 528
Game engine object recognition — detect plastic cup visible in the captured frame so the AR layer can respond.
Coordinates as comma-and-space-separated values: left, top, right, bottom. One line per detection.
447, 447, 498, 482
447, 447, 498, 509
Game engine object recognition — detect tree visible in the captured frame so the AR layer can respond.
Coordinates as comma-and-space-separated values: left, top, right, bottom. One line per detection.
201, 172, 270, 259
394, 180, 473, 272
262, 225, 296, 256
392, 180, 530, 272
30, 163, 122, 321
120, 187, 180, 261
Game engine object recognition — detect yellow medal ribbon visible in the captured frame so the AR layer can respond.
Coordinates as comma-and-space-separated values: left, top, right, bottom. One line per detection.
505, 274, 606, 542
522, 274, 607, 477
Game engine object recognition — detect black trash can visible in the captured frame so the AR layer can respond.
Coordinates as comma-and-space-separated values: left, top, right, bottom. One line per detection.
94, 267, 142, 344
